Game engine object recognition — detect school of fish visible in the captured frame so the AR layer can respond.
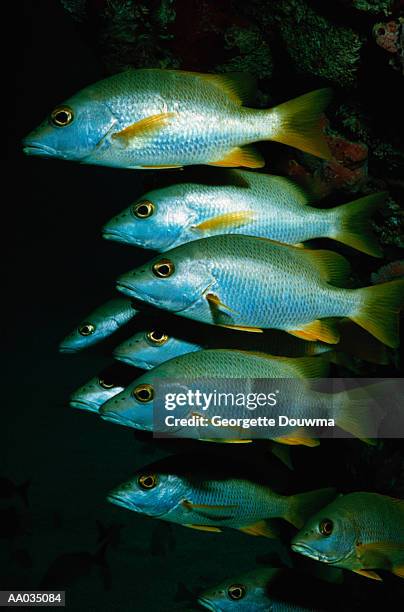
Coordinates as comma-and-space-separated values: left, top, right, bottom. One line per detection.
24, 68, 404, 608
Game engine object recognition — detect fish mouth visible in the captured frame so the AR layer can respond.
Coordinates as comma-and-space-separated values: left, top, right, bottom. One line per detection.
59, 345, 79, 354
116, 282, 163, 310
107, 493, 139, 511
197, 598, 217, 611
70, 399, 99, 413
99, 410, 137, 428
102, 229, 134, 244
113, 352, 152, 370
291, 542, 341, 564
22, 142, 58, 158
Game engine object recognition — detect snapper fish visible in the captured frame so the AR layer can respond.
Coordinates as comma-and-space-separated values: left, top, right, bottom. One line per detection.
292, 492, 404, 581
116, 235, 404, 347
59, 297, 139, 352
113, 319, 388, 371
69, 363, 136, 413
113, 326, 332, 370
23, 69, 332, 169
103, 171, 385, 257
100, 349, 382, 446
107, 453, 336, 537
198, 567, 321, 612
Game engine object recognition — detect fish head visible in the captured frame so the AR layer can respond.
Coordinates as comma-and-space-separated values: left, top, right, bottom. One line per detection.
103, 185, 192, 250
107, 467, 185, 518
198, 568, 279, 612
99, 371, 155, 431
23, 86, 116, 161
291, 497, 355, 565
116, 241, 214, 313
113, 329, 201, 369
69, 375, 124, 414
59, 299, 137, 352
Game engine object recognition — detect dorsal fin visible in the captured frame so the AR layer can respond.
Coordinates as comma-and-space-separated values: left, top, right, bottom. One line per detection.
299, 249, 351, 287
187, 71, 257, 105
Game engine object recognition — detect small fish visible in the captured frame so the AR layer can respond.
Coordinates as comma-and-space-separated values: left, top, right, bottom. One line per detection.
113, 325, 332, 370
59, 297, 139, 352
69, 363, 136, 413
198, 567, 319, 611
291, 492, 404, 581
103, 171, 385, 256
23, 69, 332, 169
116, 235, 404, 347
100, 349, 381, 446
107, 453, 336, 537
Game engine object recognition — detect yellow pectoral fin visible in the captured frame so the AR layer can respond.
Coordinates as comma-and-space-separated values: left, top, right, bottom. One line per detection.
288, 320, 340, 344
220, 324, 264, 333
206, 293, 239, 315
193, 211, 255, 233
209, 145, 265, 169
353, 569, 383, 581
239, 520, 277, 538
111, 112, 176, 145
184, 524, 222, 533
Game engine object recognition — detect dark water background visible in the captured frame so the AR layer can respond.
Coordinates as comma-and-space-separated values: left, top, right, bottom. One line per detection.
4, 1, 403, 610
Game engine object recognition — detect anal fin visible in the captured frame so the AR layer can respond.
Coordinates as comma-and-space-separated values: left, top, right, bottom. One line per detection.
353, 569, 383, 581
184, 524, 222, 533
239, 520, 278, 538
288, 319, 340, 344
209, 145, 265, 169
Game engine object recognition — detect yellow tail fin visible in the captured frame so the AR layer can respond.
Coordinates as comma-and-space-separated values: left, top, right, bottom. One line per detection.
352, 280, 404, 348
268, 88, 333, 160
331, 192, 387, 257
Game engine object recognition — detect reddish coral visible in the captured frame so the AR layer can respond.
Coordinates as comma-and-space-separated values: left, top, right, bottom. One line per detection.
283, 120, 368, 197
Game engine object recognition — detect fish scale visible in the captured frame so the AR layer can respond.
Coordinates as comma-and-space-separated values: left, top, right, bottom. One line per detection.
103, 171, 386, 256
23, 69, 332, 168
166, 235, 352, 328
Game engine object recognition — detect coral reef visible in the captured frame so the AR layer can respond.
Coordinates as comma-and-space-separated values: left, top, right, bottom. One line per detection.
373, 17, 404, 74
259, 0, 364, 87
347, 0, 395, 14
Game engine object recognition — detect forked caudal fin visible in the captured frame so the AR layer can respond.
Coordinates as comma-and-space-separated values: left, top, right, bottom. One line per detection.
266, 88, 333, 160
351, 279, 404, 348
330, 192, 387, 257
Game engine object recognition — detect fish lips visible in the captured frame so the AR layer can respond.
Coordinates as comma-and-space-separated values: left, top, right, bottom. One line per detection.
102, 228, 136, 245
107, 493, 166, 518
291, 541, 340, 564
22, 140, 60, 159
99, 406, 150, 430
113, 351, 151, 370
197, 597, 218, 611
69, 399, 100, 413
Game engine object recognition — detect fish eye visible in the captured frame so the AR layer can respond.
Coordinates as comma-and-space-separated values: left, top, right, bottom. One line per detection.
138, 474, 157, 489
152, 259, 175, 278
132, 200, 154, 219
51, 106, 74, 127
228, 585, 246, 600
78, 322, 96, 336
98, 377, 115, 389
132, 383, 154, 403
146, 331, 169, 346
319, 519, 334, 536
